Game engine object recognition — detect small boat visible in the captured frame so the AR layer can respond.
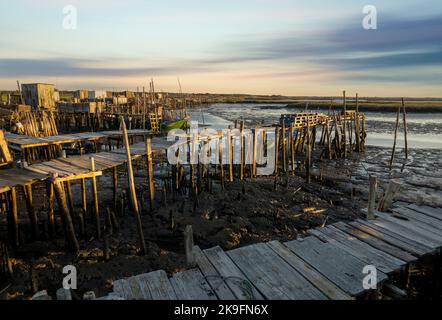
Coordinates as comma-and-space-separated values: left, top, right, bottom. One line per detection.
161, 119, 187, 132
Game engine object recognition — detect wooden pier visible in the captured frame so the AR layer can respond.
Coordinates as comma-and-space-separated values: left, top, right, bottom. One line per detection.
105, 202, 442, 300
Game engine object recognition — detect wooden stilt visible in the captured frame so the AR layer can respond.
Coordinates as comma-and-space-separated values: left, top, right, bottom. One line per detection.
46, 182, 55, 238
8, 187, 19, 248
240, 121, 244, 180
23, 184, 38, 239
367, 176, 378, 220
389, 105, 401, 170
121, 117, 147, 255
184, 225, 195, 267
228, 130, 233, 182
90, 157, 101, 239
146, 138, 155, 212
52, 175, 79, 252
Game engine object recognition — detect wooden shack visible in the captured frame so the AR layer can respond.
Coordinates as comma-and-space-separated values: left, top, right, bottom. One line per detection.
21, 83, 56, 109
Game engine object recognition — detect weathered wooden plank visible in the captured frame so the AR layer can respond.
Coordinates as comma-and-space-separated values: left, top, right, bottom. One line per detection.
266, 241, 353, 300
284, 236, 387, 296
193, 246, 236, 300
203, 246, 263, 300
113, 279, 134, 299
252, 243, 329, 300
368, 217, 441, 249
392, 207, 442, 231
333, 222, 417, 262
352, 219, 431, 257
131, 273, 153, 299
170, 268, 217, 300
125, 276, 147, 300
226, 245, 292, 299
406, 204, 442, 221
375, 211, 442, 244
309, 226, 404, 274
140, 270, 177, 300
229, 243, 328, 299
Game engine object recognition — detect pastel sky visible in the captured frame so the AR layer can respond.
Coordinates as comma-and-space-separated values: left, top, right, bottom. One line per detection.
0, 0, 441, 96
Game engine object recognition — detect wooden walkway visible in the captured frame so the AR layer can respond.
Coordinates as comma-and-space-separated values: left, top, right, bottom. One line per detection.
5, 129, 151, 151
104, 202, 442, 300
0, 137, 172, 190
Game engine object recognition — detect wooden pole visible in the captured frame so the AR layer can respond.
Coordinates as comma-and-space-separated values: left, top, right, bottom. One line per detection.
184, 225, 195, 267
8, 187, 19, 248
46, 182, 56, 238
281, 118, 287, 173
80, 178, 87, 222
367, 175, 377, 220
290, 124, 295, 175
120, 117, 147, 255
252, 129, 257, 178
146, 138, 155, 211
306, 125, 311, 183
228, 130, 233, 182
219, 135, 225, 188
402, 98, 408, 164
342, 90, 347, 159
240, 121, 244, 180
52, 175, 79, 252
23, 184, 39, 239
90, 157, 101, 239
112, 167, 118, 211
389, 105, 401, 170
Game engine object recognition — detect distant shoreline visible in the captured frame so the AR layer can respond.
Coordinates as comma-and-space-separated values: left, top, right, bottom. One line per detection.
209, 100, 442, 113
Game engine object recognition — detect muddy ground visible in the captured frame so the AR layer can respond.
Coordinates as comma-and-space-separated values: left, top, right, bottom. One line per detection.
0, 146, 441, 300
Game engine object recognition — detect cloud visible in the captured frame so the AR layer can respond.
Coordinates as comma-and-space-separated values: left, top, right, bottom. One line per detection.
0, 58, 212, 77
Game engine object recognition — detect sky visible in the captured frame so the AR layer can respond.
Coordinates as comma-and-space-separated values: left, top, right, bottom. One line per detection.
0, 0, 441, 97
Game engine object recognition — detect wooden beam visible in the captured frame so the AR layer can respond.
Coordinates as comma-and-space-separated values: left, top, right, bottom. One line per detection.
120, 117, 147, 255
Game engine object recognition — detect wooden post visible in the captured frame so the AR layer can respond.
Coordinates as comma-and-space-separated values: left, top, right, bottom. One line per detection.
389, 105, 401, 170
110, 168, 118, 212
52, 175, 79, 252
90, 157, 101, 239
146, 138, 155, 211
46, 182, 56, 238
281, 117, 287, 173
8, 187, 19, 248
402, 98, 408, 164
23, 184, 39, 239
240, 121, 244, 180
290, 124, 295, 175
342, 90, 347, 158
184, 225, 195, 267
120, 117, 147, 255
274, 126, 280, 176
252, 129, 257, 178
367, 176, 378, 220
219, 135, 225, 188
306, 125, 311, 183
228, 130, 233, 182
378, 181, 401, 212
